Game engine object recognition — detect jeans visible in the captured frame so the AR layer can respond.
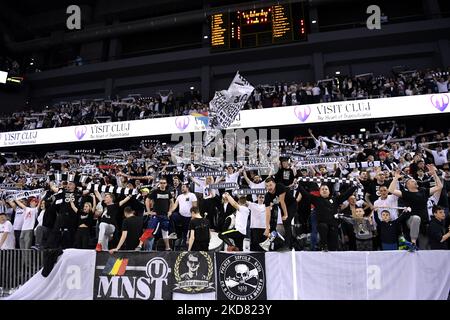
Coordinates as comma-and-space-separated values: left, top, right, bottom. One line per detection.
381, 242, 398, 250
144, 238, 155, 251
281, 202, 297, 249
34, 225, 48, 248
98, 222, 115, 250
170, 212, 191, 243
19, 230, 33, 249
406, 215, 421, 242
356, 238, 373, 251
317, 222, 339, 251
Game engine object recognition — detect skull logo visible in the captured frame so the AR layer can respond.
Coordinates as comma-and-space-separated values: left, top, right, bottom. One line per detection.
235, 264, 250, 284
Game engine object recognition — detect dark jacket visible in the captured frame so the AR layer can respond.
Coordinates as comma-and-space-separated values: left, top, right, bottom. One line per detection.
299, 185, 357, 225
373, 211, 410, 244
428, 216, 449, 250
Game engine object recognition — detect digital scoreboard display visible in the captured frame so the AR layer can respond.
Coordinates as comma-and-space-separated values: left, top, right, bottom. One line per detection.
211, 3, 307, 51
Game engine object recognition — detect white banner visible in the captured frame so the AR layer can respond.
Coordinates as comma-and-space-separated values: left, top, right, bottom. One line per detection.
0, 93, 449, 148
296, 251, 450, 300
3, 249, 96, 300
266, 252, 296, 300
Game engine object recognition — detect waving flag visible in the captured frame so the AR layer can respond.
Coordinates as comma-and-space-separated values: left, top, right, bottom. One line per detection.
204, 72, 254, 146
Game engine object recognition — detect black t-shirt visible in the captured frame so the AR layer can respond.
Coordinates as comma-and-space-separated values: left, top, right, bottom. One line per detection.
402, 188, 431, 223
100, 202, 119, 226
264, 183, 296, 208
360, 180, 371, 195
150, 189, 173, 215
439, 183, 450, 209
53, 190, 80, 228
275, 168, 295, 187
189, 217, 210, 243
367, 180, 390, 204
78, 210, 94, 228
59, 191, 80, 215
122, 215, 143, 250
126, 197, 145, 217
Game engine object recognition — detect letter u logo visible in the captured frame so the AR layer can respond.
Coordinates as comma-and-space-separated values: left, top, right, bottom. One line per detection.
146, 257, 169, 279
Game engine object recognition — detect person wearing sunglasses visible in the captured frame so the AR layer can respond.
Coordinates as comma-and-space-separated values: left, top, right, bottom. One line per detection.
180, 253, 205, 281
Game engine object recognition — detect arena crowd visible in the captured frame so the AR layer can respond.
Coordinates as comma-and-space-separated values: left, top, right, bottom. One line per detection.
1, 67, 449, 133
0, 118, 449, 253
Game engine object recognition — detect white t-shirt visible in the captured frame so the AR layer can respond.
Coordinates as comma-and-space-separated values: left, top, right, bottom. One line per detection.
436, 80, 449, 93
374, 195, 399, 221
13, 208, 24, 231
431, 149, 448, 166
248, 181, 265, 201
235, 206, 249, 235
225, 172, 240, 190
312, 86, 321, 96
225, 171, 239, 183
22, 207, 38, 231
176, 192, 198, 217
248, 202, 266, 229
0, 220, 15, 249
427, 193, 440, 219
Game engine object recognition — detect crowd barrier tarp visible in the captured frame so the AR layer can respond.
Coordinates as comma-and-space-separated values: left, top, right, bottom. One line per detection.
3, 249, 96, 300
296, 251, 368, 300
1, 93, 449, 148
266, 252, 295, 300
366, 251, 450, 300
2, 250, 450, 300
296, 251, 450, 300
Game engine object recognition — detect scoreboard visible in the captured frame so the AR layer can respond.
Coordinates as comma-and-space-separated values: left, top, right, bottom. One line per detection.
211, 3, 307, 52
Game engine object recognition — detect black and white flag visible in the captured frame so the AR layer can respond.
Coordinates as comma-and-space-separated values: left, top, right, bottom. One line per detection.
205, 72, 254, 146
215, 252, 266, 300
172, 251, 215, 294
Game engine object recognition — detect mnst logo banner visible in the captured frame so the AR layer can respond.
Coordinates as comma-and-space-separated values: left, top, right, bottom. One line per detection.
94, 252, 173, 300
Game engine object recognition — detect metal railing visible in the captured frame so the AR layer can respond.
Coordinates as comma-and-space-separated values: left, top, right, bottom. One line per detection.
0, 250, 44, 297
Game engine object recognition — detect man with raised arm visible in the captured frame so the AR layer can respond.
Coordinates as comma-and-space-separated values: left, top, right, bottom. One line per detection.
388, 164, 442, 250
